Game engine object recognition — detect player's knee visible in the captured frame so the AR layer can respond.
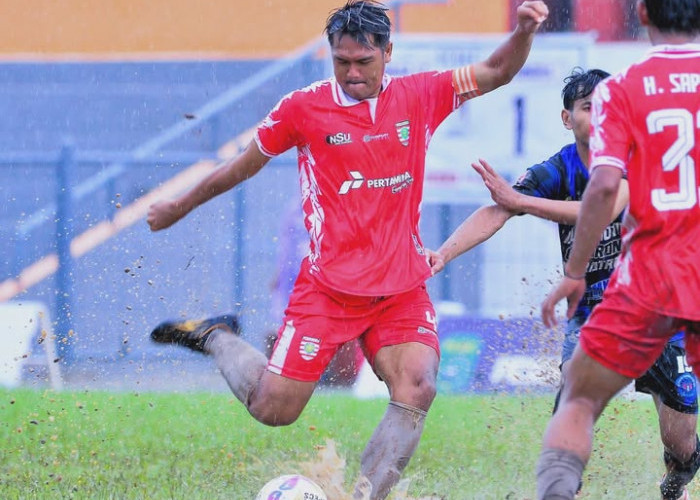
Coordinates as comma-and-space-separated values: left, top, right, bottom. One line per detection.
248, 401, 301, 427
559, 393, 608, 423
560, 380, 611, 418
246, 384, 307, 426
256, 412, 299, 427
391, 372, 436, 410
416, 376, 437, 405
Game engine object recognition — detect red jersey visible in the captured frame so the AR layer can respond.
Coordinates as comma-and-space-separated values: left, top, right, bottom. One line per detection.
255, 71, 463, 296
589, 43, 700, 320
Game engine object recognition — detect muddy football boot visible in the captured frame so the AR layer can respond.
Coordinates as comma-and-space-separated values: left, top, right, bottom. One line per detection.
150, 314, 240, 352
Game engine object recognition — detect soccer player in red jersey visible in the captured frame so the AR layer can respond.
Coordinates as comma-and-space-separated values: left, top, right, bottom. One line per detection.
146, 2, 548, 498
536, 1, 700, 499
428, 66, 699, 498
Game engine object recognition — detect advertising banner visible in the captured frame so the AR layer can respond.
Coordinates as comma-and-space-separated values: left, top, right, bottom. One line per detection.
437, 316, 561, 393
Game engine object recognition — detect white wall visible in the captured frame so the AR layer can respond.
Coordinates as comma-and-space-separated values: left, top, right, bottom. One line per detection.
389, 34, 648, 318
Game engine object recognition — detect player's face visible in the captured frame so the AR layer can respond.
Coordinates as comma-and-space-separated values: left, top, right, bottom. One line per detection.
562, 96, 592, 148
330, 34, 392, 101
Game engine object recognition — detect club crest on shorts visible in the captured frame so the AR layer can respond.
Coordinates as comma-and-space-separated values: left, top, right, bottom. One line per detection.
299, 336, 321, 361
676, 372, 698, 406
395, 120, 410, 146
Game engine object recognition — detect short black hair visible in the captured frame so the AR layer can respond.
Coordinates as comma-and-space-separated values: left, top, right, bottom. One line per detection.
644, 0, 700, 35
325, 1, 392, 50
562, 68, 611, 110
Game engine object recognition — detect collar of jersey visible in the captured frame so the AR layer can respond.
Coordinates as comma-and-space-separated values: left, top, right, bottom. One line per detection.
647, 42, 700, 55
331, 74, 392, 107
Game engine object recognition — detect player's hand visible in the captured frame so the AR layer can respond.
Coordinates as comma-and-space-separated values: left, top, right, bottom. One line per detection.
425, 248, 446, 276
147, 199, 185, 231
472, 159, 523, 212
620, 212, 638, 254
541, 277, 586, 328
515, 1, 549, 34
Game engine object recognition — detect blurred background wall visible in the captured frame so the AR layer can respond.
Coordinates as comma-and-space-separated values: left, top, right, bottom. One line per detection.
0, 0, 506, 57
0, 0, 641, 59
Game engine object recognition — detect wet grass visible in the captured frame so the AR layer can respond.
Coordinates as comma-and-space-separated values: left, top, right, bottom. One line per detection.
0, 388, 693, 499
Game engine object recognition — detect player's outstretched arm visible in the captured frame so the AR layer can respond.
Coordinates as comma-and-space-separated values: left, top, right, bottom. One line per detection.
519, 178, 629, 224
431, 204, 514, 274
147, 140, 270, 231
474, 159, 630, 225
470, 1, 549, 95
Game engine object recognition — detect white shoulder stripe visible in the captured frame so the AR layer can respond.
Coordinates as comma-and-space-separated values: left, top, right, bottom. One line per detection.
254, 132, 277, 158
591, 156, 626, 172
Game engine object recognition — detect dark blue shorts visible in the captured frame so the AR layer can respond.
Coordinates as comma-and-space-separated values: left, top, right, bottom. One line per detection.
636, 340, 698, 415
563, 316, 697, 414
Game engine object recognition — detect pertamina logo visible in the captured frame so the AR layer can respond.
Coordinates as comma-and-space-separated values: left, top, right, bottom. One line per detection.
339, 171, 364, 194
326, 132, 352, 146
338, 170, 414, 195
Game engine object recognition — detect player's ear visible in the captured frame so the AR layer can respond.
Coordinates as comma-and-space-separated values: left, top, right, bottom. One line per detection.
561, 109, 573, 130
636, 0, 650, 27
384, 42, 393, 64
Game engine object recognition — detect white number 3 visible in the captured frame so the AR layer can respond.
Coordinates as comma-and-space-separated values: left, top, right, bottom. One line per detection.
648, 109, 700, 211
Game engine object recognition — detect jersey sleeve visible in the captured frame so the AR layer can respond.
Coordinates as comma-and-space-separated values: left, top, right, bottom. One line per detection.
411, 70, 462, 132
589, 78, 632, 173
513, 161, 562, 200
254, 91, 303, 158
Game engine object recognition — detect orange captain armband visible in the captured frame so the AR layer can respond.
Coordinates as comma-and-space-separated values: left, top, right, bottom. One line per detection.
452, 65, 481, 101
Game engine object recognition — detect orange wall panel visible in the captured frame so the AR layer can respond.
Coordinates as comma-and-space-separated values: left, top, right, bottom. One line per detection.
395, 1, 506, 33
0, 0, 508, 58
574, 0, 627, 41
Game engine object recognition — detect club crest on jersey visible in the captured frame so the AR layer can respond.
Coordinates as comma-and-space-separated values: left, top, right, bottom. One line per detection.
299, 336, 321, 361
395, 120, 410, 146
326, 132, 352, 146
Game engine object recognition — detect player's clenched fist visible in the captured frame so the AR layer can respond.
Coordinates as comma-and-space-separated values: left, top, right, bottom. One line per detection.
425, 248, 446, 276
147, 199, 185, 231
516, 1, 549, 33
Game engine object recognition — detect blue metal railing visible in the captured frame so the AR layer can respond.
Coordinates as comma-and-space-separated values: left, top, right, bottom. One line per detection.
15, 37, 326, 240
55, 144, 75, 356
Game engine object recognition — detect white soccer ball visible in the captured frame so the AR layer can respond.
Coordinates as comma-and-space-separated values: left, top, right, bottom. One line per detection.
255, 474, 327, 500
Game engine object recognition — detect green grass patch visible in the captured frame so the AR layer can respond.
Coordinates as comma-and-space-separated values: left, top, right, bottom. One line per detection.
0, 388, 690, 499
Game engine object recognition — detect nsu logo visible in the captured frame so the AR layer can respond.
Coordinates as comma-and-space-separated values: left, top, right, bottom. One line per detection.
326, 132, 352, 146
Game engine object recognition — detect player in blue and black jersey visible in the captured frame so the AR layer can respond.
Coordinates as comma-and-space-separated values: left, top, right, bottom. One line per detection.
429, 67, 700, 500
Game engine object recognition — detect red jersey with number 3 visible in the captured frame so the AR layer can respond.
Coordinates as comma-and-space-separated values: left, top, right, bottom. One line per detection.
255, 71, 463, 296
589, 44, 700, 319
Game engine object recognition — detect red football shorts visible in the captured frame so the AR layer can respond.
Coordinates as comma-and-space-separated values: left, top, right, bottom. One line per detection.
267, 266, 440, 382
580, 272, 700, 379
